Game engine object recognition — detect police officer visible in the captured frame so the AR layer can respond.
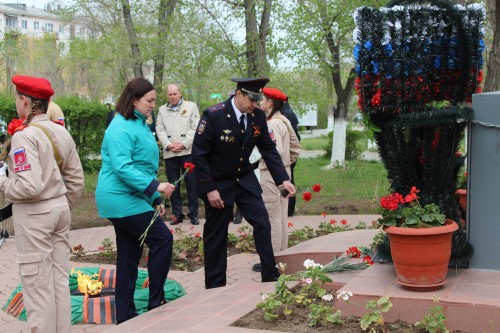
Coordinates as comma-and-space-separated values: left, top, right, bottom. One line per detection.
156, 84, 201, 225
192, 77, 296, 289
0, 75, 84, 333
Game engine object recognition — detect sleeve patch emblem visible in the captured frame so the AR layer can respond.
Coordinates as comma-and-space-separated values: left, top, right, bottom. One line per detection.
13, 147, 27, 166
13, 147, 31, 172
197, 120, 207, 135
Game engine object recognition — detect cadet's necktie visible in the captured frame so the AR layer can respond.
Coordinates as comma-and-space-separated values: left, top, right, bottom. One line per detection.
239, 114, 246, 133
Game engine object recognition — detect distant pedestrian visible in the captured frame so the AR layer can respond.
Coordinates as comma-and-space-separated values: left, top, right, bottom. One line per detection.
192, 77, 296, 289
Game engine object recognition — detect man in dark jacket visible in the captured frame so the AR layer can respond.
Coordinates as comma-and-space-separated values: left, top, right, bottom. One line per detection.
192, 77, 296, 289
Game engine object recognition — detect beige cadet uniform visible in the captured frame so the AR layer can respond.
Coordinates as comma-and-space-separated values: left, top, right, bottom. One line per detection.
156, 100, 200, 158
0, 114, 84, 333
259, 112, 300, 252
47, 101, 65, 124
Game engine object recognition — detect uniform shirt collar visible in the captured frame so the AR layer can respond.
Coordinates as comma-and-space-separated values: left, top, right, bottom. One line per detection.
231, 97, 245, 121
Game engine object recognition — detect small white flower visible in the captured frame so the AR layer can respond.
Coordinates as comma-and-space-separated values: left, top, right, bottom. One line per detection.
276, 262, 287, 272
303, 259, 316, 269
336, 291, 353, 301
262, 294, 268, 300
322, 294, 334, 301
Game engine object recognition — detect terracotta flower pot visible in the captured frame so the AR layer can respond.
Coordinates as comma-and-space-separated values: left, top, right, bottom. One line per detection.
383, 219, 458, 291
455, 188, 467, 212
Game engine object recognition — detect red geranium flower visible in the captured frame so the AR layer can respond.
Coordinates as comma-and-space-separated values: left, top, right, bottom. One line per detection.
302, 191, 312, 201
287, 221, 294, 227
340, 219, 347, 225
329, 219, 336, 224
312, 184, 321, 193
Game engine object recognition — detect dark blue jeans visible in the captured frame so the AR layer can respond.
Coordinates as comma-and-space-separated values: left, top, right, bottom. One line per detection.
109, 211, 173, 323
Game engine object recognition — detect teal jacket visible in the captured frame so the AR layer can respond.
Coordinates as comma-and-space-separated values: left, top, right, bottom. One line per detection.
96, 111, 161, 218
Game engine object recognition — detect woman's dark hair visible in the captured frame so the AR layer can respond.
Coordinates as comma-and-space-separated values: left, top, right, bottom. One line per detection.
116, 77, 155, 120
267, 99, 284, 119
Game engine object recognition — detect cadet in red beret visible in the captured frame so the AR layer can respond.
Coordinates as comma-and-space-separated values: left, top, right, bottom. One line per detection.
254, 86, 301, 272
0, 75, 84, 333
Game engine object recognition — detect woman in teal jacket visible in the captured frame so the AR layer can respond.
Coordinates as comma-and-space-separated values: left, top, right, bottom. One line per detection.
96, 77, 175, 324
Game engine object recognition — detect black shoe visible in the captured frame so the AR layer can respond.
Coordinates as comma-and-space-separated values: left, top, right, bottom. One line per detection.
170, 215, 184, 225
233, 216, 242, 224
252, 263, 262, 272
190, 217, 200, 225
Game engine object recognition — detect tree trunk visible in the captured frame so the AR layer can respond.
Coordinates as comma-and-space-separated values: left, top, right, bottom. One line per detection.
325, 27, 356, 166
330, 117, 347, 167
244, 0, 271, 77
121, 0, 143, 77
484, 0, 500, 92
153, 0, 179, 91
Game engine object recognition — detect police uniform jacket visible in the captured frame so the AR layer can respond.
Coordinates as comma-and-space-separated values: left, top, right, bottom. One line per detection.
259, 111, 301, 172
156, 99, 200, 159
0, 114, 84, 209
192, 98, 290, 205
96, 111, 162, 218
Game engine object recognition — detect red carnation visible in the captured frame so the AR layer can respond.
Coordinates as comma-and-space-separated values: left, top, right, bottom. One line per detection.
312, 184, 321, 193
184, 162, 195, 174
302, 191, 312, 202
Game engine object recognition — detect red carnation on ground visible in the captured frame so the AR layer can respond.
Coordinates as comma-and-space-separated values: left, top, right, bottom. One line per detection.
302, 191, 312, 201
288, 221, 294, 227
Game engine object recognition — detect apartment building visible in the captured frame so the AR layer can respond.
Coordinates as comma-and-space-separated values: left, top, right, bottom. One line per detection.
0, 2, 101, 47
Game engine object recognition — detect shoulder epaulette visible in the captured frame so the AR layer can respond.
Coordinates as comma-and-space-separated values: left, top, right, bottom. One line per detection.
207, 103, 226, 112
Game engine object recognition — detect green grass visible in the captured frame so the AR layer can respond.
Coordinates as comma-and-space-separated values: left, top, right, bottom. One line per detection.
294, 158, 389, 215
299, 135, 330, 150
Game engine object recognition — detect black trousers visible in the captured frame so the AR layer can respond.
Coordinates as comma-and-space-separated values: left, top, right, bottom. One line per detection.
288, 163, 296, 216
165, 155, 199, 219
203, 184, 280, 289
109, 211, 173, 323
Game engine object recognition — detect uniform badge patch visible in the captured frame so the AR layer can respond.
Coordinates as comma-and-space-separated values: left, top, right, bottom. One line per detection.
13, 147, 31, 172
13, 147, 27, 166
268, 129, 274, 140
197, 120, 207, 135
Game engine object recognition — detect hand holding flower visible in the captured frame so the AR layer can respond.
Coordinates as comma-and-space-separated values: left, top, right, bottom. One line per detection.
139, 162, 196, 246
158, 182, 175, 199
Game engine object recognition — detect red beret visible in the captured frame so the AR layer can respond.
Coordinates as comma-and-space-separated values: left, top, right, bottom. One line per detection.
12, 75, 54, 101
262, 87, 287, 102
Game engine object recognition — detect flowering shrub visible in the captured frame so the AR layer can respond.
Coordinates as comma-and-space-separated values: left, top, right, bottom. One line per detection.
378, 187, 445, 228
172, 227, 203, 271
257, 260, 339, 326
97, 238, 115, 260
72, 244, 86, 259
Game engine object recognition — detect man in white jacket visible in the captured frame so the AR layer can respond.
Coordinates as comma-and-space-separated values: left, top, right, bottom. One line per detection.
156, 84, 201, 225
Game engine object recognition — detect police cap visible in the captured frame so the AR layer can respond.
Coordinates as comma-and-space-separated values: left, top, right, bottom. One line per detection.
231, 77, 269, 101
12, 75, 54, 101
262, 87, 287, 102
